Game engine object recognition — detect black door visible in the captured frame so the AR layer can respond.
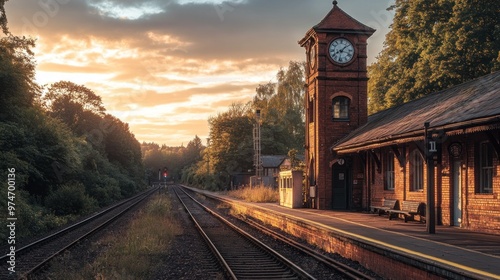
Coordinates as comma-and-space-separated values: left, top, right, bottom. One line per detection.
332, 164, 349, 209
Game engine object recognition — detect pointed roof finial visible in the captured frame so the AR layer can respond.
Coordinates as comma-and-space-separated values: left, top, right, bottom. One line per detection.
333, 0, 338, 6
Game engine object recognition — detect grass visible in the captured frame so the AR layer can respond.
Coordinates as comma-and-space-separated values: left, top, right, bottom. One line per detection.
47, 193, 182, 279
225, 185, 279, 203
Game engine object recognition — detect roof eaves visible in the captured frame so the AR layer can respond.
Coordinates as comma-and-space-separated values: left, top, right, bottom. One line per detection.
333, 115, 500, 154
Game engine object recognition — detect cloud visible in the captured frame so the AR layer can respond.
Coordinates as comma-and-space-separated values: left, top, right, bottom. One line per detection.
8, 0, 330, 60
4, 0, 394, 146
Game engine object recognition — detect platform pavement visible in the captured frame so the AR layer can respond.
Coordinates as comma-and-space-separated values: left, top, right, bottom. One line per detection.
184, 186, 500, 280
247, 202, 500, 280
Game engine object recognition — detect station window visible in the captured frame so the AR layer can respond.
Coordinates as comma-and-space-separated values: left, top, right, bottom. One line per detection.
477, 141, 494, 194
332, 96, 350, 121
384, 151, 395, 191
308, 98, 314, 124
410, 150, 424, 191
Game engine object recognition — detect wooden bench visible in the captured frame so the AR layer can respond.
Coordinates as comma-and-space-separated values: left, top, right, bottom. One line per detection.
388, 201, 425, 222
370, 199, 399, 216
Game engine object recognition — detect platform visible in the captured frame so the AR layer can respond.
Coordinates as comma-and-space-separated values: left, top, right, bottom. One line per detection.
255, 204, 500, 280
186, 186, 500, 280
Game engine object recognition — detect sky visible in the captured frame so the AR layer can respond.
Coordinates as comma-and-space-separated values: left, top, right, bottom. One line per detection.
4, 0, 395, 147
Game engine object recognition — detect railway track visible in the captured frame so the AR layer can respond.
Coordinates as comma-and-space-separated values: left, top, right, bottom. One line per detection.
180, 186, 379, 280
173, 186, 316, 280
0, 187, 157, 279
243, 219, 378, 280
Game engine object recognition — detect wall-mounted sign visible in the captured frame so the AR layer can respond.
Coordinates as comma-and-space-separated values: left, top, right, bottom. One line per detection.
429, 141, 438, 152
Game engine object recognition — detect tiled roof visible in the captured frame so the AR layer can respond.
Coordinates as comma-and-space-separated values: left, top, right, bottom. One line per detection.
314, 3, 376, 34
298, 3, 375, 47
261, 155, 287, 168
333, 71, 500, 153
261, 155, 305, 168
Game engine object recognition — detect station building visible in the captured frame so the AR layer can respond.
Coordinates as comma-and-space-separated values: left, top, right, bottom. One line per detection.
300, 2, 500, 234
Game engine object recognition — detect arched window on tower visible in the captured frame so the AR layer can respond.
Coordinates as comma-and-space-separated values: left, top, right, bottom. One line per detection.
332, 96, 350, 121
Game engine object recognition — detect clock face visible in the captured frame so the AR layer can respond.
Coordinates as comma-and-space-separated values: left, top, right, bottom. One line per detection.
329, 38, 354, 64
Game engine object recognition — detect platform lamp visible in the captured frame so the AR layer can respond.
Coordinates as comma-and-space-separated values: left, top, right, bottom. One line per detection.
424, 122, 436, 234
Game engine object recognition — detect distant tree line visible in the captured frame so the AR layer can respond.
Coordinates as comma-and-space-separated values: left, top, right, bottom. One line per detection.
142, 61, 306, 190
141, 137, 204, 184
0, 7, 145, 241
368, 0, 500, 113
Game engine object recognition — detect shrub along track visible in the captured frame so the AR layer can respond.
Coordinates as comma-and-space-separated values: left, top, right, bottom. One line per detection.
0, 187, 157, 279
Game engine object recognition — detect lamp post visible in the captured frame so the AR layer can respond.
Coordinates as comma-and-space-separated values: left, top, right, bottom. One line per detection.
206, 138, 210, 176
254, 109, 262, 187
424, 122, 436, 234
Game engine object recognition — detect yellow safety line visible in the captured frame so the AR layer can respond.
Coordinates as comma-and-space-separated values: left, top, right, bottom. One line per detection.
305, 209, 500, 260
190, 188, 500, 280
263, 206, 500, 280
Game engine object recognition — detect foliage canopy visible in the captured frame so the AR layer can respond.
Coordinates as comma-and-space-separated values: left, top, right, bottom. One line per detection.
368, 0, 500, 113
0, 1, 145, 242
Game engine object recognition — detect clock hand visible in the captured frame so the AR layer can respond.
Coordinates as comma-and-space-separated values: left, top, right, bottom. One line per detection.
333, 46, 345, 54
333, 45, 348, 56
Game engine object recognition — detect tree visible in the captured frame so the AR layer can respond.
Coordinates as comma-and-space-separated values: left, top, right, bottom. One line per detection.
103, 114, 143, 182
177, 61, 306, 189
1, 0, 8, 35
142, 136, 205, 184
0, 0, 146, 241
0, 36, 38, 121
252, 61, 306, 153
43, 81, 105, 134
184, 135, 204, 166
208, 103, 254, 180
368, 0, 500, 113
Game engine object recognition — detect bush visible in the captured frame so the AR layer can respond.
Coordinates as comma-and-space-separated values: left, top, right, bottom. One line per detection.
45, 183, 98, 215
226, 185, 278, 203
116, 173, 140, 197
0, 190, 71, 244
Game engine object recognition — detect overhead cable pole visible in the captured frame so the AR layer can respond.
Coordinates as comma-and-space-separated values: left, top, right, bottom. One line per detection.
254, 109, 262, 186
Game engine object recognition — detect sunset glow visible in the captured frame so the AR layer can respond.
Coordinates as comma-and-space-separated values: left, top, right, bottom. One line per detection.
5, 0, 393, 146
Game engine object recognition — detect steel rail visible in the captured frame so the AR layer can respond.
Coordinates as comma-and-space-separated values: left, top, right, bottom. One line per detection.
1, 187, 156, 263
1, 187, 157, 279
173, 187, 237, 279
24, 188, 155, 278
180, 185, 378, 280
174, 186, 316, 280
244, 219, 378, 280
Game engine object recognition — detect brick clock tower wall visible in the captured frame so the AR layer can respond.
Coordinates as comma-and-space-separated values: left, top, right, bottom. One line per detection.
299, 2, 374, 209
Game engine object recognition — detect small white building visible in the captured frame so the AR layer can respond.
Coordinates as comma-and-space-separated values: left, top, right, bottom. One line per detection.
279, 170, 303, 208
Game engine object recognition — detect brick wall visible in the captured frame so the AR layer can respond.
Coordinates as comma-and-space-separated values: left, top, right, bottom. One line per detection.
306, 32, 370, 210
463, 134, 500, 234
364, 132, 500, 234
227, 200, 451, 280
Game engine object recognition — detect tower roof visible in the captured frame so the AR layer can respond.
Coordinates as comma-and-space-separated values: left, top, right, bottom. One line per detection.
313, 2, 375, 34
299, 2, 375, 46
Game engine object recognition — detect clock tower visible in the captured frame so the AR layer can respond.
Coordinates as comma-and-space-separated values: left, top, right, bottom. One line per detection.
299, 1, 375, 209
